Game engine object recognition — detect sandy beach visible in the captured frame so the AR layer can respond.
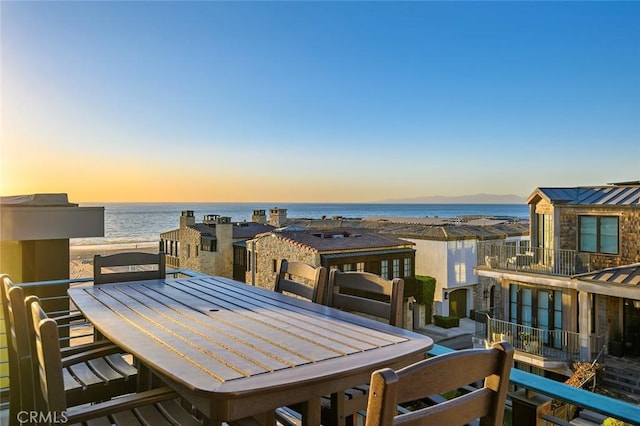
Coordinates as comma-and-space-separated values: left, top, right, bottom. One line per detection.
70, 242, 159, 279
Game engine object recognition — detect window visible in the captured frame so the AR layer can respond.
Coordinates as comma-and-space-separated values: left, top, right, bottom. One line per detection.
509, 284, 564, 348
272, 259, 278, 273
579, 216, 618, 254
403, 258, 412, 277
381, 260, 389, 279
356, 262, 365, 272
392, 259, 400, 278
343, 263, 352, 271
201, 237, 217, 252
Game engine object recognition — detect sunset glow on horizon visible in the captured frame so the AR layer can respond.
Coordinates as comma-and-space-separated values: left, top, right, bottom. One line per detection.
2, 2, 639, 203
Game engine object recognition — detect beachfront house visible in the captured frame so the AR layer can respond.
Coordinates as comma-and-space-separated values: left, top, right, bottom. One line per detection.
160, 210, 274, 281
475, 182, 640, 396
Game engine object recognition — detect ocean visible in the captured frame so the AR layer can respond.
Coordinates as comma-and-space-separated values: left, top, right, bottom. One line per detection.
73, 202, 529, 248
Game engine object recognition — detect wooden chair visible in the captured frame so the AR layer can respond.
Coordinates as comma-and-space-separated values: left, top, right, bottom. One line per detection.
274, 259, 327, 304
93, 251, 166, 284
327, 269, 404, 328
25, 295, 204, 426
324, 270, 405, 425
0, 275, 137, 423
365, 341, 514, 426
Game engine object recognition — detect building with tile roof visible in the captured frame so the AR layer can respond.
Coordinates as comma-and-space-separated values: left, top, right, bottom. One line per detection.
160, 210, 274, 280
245, 228, 416, 297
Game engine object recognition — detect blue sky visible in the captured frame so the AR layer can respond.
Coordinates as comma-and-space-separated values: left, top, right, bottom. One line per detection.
2, 1, 639, 202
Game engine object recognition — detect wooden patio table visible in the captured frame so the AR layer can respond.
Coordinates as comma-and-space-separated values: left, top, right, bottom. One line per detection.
68, 276, 433, 425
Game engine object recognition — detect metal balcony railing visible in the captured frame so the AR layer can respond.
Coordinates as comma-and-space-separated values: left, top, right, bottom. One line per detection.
479, 241, 591, 277
488, 318, 582, 361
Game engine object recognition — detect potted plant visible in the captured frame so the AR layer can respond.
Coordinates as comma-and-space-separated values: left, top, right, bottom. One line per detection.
520, 332, 540, 353
609, 330, 624, 357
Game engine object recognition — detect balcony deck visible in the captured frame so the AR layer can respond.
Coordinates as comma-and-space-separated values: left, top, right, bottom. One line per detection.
2, 272, 640, 425
479, 241, 591, 277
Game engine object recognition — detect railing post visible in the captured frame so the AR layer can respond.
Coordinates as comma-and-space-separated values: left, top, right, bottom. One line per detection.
511, 389, 553, 426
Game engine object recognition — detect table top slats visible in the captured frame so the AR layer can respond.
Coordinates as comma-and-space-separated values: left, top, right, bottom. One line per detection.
179, 278, 406, 346
158, 280, 395, 353
69, 277, 433, 401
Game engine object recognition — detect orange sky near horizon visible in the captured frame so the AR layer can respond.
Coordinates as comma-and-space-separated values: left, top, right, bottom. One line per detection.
3, 2, 638, 204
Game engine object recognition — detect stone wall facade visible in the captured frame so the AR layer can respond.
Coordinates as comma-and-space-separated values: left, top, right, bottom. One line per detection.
558, 206, 640, 269
246, 234, 319, 291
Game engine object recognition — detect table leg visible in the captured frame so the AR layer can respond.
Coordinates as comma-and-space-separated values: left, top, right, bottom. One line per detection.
328, 392, 346, 426
301, 397, 321, 426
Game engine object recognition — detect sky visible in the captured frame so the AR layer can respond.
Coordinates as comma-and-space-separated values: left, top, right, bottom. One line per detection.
1, 1, 639, 203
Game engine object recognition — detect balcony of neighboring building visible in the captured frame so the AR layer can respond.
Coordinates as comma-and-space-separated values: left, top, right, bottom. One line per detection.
477, 240, 591, 278
479, 316, 605, 370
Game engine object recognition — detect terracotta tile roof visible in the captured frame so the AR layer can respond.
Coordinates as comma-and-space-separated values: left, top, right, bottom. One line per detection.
162, 222, 274, 240
232, 223, 274, 239
272, 228, 413, 252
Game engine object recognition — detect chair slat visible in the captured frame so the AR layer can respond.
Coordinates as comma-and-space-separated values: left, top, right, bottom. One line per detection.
274, 260, 327, 304
94, 252, 166, 284
365, 342, 514, 426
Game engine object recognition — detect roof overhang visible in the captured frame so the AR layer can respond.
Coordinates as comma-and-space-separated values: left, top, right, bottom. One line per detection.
476, 266, 640, 299
1, 205, 104, 241
321, 248, 415, 260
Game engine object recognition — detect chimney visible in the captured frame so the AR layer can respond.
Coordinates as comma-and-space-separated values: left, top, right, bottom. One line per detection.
180, 210, 195, 228
252, 209, 267, 224
268, 207, 288, 228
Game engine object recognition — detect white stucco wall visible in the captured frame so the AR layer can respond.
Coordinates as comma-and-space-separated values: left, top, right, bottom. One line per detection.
402, 238, 448, 301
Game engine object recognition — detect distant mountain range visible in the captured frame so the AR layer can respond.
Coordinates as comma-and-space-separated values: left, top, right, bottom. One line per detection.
378, 193, 526, 204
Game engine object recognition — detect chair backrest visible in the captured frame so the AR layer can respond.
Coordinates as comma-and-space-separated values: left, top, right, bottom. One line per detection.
1, 275, 35, 417
326, 270, 404, 327
274, 260, 328, 304
365, 341, 514, 426
94, 252, 166, 284
26, 295, 68, 415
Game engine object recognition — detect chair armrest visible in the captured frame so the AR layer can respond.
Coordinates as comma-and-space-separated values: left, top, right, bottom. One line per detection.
52, 311, 86, 325
60, 339, 118, 357
61, 344, 125, 368
65, 387, 177, 424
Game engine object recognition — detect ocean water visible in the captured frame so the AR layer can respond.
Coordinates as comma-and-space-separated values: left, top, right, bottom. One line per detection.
73, 202, 529, 247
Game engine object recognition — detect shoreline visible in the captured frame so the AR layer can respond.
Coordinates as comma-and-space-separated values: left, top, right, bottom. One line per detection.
70, 242, 158, 279
70, 242, 158, 254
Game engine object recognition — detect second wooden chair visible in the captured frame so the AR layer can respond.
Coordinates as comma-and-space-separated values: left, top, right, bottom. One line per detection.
274, 259, 328, 304
324, 269, 405, 425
